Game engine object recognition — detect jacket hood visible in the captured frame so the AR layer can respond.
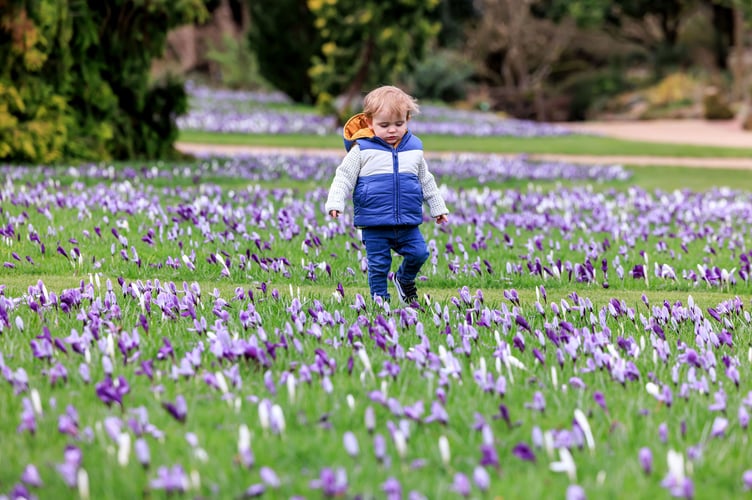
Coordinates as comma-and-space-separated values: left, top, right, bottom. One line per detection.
342, 113, 374, 152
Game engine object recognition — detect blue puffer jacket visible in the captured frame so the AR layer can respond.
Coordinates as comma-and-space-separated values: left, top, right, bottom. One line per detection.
343, 113, 425, 227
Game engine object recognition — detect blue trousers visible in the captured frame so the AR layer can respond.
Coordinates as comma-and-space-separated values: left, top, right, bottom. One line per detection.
361, 226, 429, 301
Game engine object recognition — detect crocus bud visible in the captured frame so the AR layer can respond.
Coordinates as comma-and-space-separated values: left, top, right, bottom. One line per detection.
639, 447, 652, 475
78, 469, 90, 500
438, 435, 451, 466
117, 432, 131, 466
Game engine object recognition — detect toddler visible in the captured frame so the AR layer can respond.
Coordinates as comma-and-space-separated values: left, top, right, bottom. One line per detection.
325, 85, 449, 305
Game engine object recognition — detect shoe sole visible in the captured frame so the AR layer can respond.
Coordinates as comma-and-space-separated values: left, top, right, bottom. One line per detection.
392, 275, 418, 306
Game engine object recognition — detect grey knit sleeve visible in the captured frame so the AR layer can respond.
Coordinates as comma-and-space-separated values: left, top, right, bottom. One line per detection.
419, 157, 449, 217
325, 145, 362, 214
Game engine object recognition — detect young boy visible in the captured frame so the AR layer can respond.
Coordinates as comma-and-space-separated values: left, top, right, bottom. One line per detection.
325, 85, 449, 305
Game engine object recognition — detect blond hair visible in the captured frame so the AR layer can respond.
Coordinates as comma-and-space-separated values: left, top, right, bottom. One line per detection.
362, 85, 419, 119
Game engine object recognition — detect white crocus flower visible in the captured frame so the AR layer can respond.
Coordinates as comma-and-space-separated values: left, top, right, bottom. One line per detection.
646, 382, 661, 398
30, 388, 43, 415
574, 409, 595, 454
238, 424, 251, 453
665, 449, 685, 485
551, 365, 558, 389
258, 402, 270, 431
543, 430, 555, 459
78, 469, 90, 500
439, 435, 451, 466
190, 470, 201, 490
117, 432, 131, 466
393, 429, 407, 458
215, 372, 229, 394
287, 374, 297, 403
550, 447, 577, 481
271, 404, 285, 434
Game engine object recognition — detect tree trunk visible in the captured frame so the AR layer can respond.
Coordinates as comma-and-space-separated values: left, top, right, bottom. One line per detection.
732, 5, 746, 101
337, 37, 375, 124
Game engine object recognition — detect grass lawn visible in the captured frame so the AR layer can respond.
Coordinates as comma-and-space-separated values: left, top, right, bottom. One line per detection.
179, 129, 752, 158
2, 147, 752, 499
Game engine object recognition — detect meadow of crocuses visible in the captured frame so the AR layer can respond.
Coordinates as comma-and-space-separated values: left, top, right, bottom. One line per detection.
2, 145, 752, 500
177, 84, 574, 138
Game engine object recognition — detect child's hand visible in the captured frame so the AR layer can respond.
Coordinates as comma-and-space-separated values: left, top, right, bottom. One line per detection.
435, 214, 449, 224
329, 210, 341, 219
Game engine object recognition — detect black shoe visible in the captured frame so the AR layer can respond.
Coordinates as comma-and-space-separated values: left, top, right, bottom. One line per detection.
392, 275, 418, 305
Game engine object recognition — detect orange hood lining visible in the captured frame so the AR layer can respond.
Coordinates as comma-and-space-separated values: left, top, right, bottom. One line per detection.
343, 113, 374, 141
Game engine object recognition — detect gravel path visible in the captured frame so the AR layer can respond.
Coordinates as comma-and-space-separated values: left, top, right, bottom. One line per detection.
569, 119, 751, 148
177, 118, 752, 169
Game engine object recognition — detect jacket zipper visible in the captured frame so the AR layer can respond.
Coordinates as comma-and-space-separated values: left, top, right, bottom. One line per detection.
393, 148, 400, 225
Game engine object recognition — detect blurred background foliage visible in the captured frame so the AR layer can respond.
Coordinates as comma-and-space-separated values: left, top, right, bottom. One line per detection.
0, 0, 209, 163
1, 0, 751, 162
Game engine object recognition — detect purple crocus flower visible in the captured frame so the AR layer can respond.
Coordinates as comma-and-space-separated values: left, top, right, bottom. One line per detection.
525, 391, 546, 413
58, 405, 79, 437
364, 406, 376, 433
135, 438, 150, 468
309, 467, 348, 497
55, 445, 82, 488
259, 466, 281, 488
18, 398, 36, 435
452, 473, 471, 497
162, 395, 187, 423
686, 445, 703, 462
593, 391, 608, 413
739, 405, 750, 430
135, 359, 154, 380
9, 484, 31, 500
243, 484, 265, 497
149, 465, 189, 493
532, 348, 545, 365
569, 377, 586, 390
566, 485, 587, 500
382, 477, 402, 500
479, 443, 499, 468
659, 423, 668, 443
493, 403, 511, 427
21, 464, 42, 487
373, 434, 387, 462
639, 447, 653, 475
94, 375, 130, 407
512, 442, 536, 463
406, 458, 425, 470
48, 363, 68, 386
473, 466, 490, 491
79, 363, 90, 384
743, 470, 752, 491
157, 337, 175, 360
708, 390, 726, 412
30, 338, 53, 360
423, 400, 449, 425
343, 431, 359, 458
711, 416, 728, 438
515, 315, 531, 332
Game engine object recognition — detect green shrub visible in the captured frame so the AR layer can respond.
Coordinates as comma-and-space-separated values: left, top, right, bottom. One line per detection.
0, 1, 209, 163
703, 86, 734, 120
558, 66, 633, 121
406, 50, 474, 103
206, 34, 269, 90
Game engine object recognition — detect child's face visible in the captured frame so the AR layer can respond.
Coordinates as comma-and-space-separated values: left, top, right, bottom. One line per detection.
368, 110, 409, 146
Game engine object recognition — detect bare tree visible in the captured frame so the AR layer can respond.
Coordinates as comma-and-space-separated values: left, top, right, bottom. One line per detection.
466, 0, 576, 120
